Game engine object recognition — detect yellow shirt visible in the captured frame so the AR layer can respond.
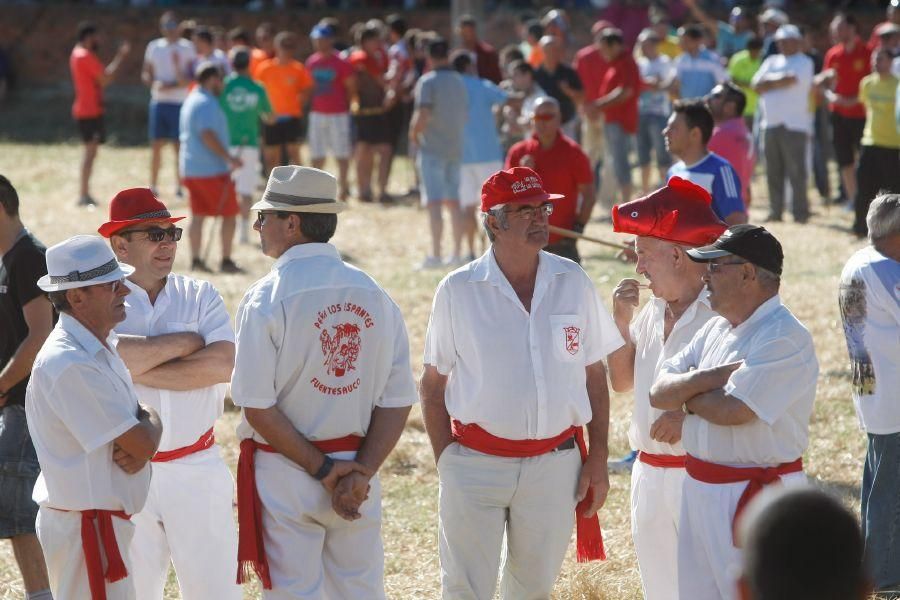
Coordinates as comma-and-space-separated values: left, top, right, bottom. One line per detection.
859, 73, 900, 148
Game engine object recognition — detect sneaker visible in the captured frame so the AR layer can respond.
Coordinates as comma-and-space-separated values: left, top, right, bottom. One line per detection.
464, 253, 476, 263
444, 255, 465, 267
220, 258, 245, 274
77, 195, 97, 207
415, 256, 443, 270
175, 187, 184, 199
191, 258, 212, 273
607, 450, 638, 474
377, 192, 396, 205
149, 186, 160, 198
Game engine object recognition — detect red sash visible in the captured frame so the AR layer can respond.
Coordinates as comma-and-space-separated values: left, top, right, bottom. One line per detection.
638, 451, 686, 469
151, 427, 215, 463
685, 454, 803, 544
77, 509, 132, 600
450, 420, 606, 562
235, 434, 364, 589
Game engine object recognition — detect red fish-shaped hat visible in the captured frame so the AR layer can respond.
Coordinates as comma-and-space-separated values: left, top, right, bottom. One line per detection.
611, 177, 727, 247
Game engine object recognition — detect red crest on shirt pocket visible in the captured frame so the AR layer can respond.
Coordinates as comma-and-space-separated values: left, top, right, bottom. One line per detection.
564, 325, 581, 355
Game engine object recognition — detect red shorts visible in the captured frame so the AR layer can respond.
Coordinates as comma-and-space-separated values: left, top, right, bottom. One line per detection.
183, 174, 239, 217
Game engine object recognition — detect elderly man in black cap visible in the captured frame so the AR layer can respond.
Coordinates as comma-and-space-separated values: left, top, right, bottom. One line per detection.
649, 224, 819, 600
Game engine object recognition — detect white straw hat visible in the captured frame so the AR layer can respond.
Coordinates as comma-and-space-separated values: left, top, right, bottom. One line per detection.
37, 235, 134, 292
252, 166, 346, 214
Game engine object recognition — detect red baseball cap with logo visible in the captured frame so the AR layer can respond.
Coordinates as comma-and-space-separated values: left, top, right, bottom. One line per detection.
611, 176, 727, 247
98, 188, 185, 238
481, 167, 564, 213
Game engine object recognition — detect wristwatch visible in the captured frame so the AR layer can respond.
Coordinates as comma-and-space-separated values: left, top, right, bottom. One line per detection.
313, 455, 335, 481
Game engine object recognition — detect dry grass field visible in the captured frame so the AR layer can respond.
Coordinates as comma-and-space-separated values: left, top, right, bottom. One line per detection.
0, 141, 869, 599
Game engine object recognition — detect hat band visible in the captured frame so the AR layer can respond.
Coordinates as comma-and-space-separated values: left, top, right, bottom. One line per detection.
130, 209, 172, 220
263, 190, 336, 207
49, 258, 119, 284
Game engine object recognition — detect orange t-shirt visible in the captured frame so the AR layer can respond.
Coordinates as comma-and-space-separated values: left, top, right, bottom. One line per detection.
70, 46, 104, 119
254, 59, 314, 117
249, 48, 272, 80
528, 45, 545, 69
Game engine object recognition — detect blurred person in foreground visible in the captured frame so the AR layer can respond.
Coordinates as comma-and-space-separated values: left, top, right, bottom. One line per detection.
737, 487, 871, 600
231, 166, 416, 598
839, 194, 900, 597
650, 224, 819, 600
607, 177, 726, 600
506, 97, 594, 263
99, 188, 241, 600
70, 21, 130, 207
421, 166, 623, 599
220, 47, 273, 243
179, 62, 242, 274
27, 235, 163, 599
0, 176, 54, 600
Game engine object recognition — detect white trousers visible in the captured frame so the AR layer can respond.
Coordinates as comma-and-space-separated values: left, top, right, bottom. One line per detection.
256, 450, 385, 600
437, 442, 582, 600
678, 471, 808, 600
36, 506, 137, 600
129, 447, 242, 600
630, 460, 685, 600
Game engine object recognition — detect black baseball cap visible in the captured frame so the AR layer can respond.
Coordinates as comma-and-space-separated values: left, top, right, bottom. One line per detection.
687, 224, 784, 276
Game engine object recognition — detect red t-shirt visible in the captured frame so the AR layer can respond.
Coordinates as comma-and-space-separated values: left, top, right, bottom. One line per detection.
823, 39, 871, 118
597, 53, 640, 133
573, 45, 609, 103
349, 50, 387, 79
305, 52, 354, 114
70, 46, 104, 119
505, 134, 593, 244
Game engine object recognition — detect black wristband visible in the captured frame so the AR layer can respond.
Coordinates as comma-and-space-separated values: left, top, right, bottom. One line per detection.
313, 455, 334, 481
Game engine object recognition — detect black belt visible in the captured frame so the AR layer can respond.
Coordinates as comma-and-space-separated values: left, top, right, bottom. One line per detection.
552, 437, 576, 452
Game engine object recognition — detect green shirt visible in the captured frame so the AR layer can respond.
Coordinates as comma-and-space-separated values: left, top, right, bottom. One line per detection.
859, 73, 900, 148
728, 50, 762, 117
220, 74, 272, 147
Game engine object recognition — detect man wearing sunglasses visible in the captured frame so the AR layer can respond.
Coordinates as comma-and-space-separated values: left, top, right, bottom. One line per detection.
649, 224, 818, 600
26, 235, 163, 600
97, 187, 242, 600
422, 167, 623, 598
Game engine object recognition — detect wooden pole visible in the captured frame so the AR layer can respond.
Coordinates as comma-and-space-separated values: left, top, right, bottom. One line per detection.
548, 225, 630, 250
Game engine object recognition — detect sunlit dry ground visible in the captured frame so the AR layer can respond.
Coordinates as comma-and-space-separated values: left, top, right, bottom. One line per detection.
0, 142, 867, 599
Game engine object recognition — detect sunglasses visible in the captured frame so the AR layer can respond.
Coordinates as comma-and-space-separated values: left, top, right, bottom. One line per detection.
707, 259, 747, 273
255, 211, 289, 225
503, 202, 554, 220
90, 278, 126, 294
122, 227, 183, 242
532, 113, 558, 122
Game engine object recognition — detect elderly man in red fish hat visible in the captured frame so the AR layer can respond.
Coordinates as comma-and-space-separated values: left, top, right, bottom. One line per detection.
606, 176, 727, 600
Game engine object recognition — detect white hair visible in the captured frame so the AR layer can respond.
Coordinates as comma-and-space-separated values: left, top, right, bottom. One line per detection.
867, 194, 900, 242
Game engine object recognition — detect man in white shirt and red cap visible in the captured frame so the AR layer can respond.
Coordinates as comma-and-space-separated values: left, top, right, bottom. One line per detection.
606, 176, 726, 600
649, 224, 819, 600
26, 235, 163, 600
231, 165, 418, 598
97, 188, 241, 600
420, 166, 624, 599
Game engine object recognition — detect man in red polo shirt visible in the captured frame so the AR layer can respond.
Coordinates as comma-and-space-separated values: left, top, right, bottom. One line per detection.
69, 21, 130, 207
506, 97, 594, 263
593, 28, 640, 205
818, 13, 871, 206
574, 21, 612, 187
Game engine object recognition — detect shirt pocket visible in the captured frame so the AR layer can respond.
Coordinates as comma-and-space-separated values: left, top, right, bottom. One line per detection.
549, 314, 585, 363
165, 321, 200, 334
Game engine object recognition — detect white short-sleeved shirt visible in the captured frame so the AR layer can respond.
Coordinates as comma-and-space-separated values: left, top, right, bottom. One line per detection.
232, 243, 418, 443
659, 295, 818, 466
628, 289, 718, 455
144, 38, 196, 103
751, 52, 814, 134
424, 249, 624, 440
839, 246, 900, 434
25, 314, 150, 513
115, 274, 234, 452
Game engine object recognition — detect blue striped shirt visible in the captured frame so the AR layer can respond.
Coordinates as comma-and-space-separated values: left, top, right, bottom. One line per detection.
668, 153, 745, 219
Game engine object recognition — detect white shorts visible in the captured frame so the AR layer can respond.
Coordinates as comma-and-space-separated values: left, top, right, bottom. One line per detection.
308, 112, 352, 160
459, 161, 503, 209
231, 146, 261, 197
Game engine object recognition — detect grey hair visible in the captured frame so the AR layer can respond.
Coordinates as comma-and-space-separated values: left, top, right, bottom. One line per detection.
754, 265, 781, 292
481, 208, 509, 242
867, 194, 900, 243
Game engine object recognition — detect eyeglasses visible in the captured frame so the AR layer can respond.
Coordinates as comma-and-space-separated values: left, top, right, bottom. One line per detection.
532, 113, 558, 122
503, 203, 554, 220
707, 259, 748, 273
122, 227, 183, 242
255, 211, 289, 226
91, 278, 126, 293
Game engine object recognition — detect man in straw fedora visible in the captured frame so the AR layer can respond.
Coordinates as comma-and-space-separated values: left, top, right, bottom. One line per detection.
606, 177, 726, 600
420, 166, 623, 598
232, 165, 417, 597
25, 235, 163, 600
97, 187, 241, 600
